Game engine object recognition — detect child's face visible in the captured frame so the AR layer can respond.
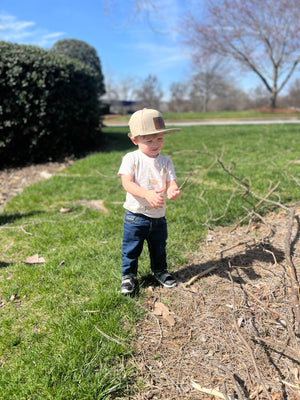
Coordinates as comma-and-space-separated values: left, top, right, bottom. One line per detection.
131, 133, 164, 158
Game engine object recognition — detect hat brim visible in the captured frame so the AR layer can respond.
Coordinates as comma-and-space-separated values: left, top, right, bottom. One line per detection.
128, 127, 181, 138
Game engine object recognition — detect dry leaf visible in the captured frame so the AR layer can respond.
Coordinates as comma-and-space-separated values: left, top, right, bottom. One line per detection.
153, 301, 169, 316
25, 254, 46, 264
153, 301, 175, 326
165, 314, 175, 326
59, 207, 72, 213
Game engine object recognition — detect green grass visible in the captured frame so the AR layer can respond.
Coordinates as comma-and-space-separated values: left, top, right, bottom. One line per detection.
164, 109, 300, 120
105, 109, 300, 124
0, 123, 299, 399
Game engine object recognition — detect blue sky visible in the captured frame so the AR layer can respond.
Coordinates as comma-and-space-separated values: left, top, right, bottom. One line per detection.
0, 0, 193, 100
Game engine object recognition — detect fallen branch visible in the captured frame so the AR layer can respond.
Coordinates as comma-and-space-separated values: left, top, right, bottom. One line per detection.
191, 381, 235, 400
228, 261, 273, 400
219, 239, 256, 259
244, 287, 297, 345
178, 171, 194, 190
218, 365, 244, 400
185, 264, 219, 287
284, 205, 300, 334
0, 208, 87, 233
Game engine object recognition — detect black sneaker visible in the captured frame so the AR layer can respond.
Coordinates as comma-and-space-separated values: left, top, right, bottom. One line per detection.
120, 276, 136, 294
154, 271, 177, 288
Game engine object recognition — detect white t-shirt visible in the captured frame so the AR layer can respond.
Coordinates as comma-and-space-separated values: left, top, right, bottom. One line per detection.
118, 149, 177, 218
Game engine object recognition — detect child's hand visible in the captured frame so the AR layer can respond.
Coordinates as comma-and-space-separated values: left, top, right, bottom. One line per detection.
145, 188, 165, 208
167, 188, 180, 201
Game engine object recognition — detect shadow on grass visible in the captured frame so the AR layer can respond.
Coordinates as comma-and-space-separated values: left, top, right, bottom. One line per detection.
0, 261, 11, 269
0, 211, 44, 226
100, 130, 134, 153
174, 242, 285, 285
0, 129, 133, 170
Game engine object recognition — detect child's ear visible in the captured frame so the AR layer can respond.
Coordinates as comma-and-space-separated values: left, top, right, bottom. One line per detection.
131, 137, 138, 146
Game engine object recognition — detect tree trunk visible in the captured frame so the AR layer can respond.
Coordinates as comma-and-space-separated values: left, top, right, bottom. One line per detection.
270, 91, 277, 108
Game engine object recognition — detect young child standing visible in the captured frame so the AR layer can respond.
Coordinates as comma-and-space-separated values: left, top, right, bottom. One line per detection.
118, 108, 181, 294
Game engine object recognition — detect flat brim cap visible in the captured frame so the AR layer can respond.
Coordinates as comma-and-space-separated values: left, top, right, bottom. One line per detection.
128, 108, 181, 138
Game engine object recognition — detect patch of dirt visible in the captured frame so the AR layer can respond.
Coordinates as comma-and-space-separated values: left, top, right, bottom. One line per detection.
0, 161, 73, 208
131, 207, 300, 400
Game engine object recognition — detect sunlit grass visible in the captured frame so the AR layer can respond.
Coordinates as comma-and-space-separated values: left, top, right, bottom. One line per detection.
104, 109, 300, 124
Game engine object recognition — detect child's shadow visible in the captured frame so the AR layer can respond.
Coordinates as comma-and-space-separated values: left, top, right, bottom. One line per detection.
174, 242, 286, 285
0, 261, 11, 269
139, 274, 161, 289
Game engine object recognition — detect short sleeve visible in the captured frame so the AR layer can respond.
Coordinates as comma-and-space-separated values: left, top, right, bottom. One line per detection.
118, 152, 135, 176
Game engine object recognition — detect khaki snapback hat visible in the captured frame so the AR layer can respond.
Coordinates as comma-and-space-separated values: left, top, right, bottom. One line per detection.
128, 108, 180, 138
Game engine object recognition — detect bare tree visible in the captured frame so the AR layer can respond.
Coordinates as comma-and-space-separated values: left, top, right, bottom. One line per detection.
285, 78, 300, 109
103, 0, 169, 32
134, 74, 163, 109
183, 0, 300, 108
102, 72, 139, 114
168, 81, 190, 112
247, 86, 271, 109
212, 83, 250, 111
114, 76, 139, 114
188, 56, 229, 112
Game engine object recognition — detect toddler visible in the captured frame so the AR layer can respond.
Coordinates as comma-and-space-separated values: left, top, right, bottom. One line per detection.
118, 108, 181, 294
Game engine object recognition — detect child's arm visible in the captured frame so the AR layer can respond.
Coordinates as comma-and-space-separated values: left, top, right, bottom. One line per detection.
121, 174, 165, 209
167, 180, 180, 200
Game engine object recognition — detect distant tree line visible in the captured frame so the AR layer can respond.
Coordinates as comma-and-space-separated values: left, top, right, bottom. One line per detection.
102, 72, 300, 115
104, 0, 300, 110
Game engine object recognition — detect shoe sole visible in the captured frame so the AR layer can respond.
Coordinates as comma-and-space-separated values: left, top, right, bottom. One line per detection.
154, 276, 177, 288
120, 288, 135, 294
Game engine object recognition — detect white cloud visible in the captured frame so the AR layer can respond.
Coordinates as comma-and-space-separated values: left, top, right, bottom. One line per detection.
0, 12, 65, 48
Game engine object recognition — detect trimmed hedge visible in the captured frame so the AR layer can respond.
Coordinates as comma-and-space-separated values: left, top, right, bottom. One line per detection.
0, 41, 103, 167
51, 39, 105, 97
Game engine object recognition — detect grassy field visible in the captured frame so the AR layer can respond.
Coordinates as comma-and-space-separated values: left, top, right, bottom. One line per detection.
104, 109, 300, 124
0, 122, 299, 399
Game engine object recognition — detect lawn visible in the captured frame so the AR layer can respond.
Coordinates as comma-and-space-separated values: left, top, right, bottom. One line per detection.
104, 109, 300, 124
0, 122, 299, 399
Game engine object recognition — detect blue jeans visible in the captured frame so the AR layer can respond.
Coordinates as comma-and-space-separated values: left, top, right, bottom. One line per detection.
121, 210, 168, 277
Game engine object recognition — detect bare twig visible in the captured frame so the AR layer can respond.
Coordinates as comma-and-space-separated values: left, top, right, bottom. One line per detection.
90, 168, 116, 178
191, 381, 235, 400
84, 310, 101, 313
94, 325, 126, 348
244, 287, 297, 345
284, 206, 300, 334
219, 239, 256, 259
228, 261, 273, 400
218, 365, 244, 400
178, 172, 194, 191
185, 264, 220, 287
291, 175, 300, 186
201, 191, 237, 227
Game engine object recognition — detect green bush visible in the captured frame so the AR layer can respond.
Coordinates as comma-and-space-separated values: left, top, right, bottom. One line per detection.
51, 39, 105, 97
0, 41, 103, 167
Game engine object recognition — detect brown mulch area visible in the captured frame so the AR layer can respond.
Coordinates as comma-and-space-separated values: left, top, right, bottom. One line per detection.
1, 163, 299, 399
0, 161, 73, 207
130, 208, 300, 400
